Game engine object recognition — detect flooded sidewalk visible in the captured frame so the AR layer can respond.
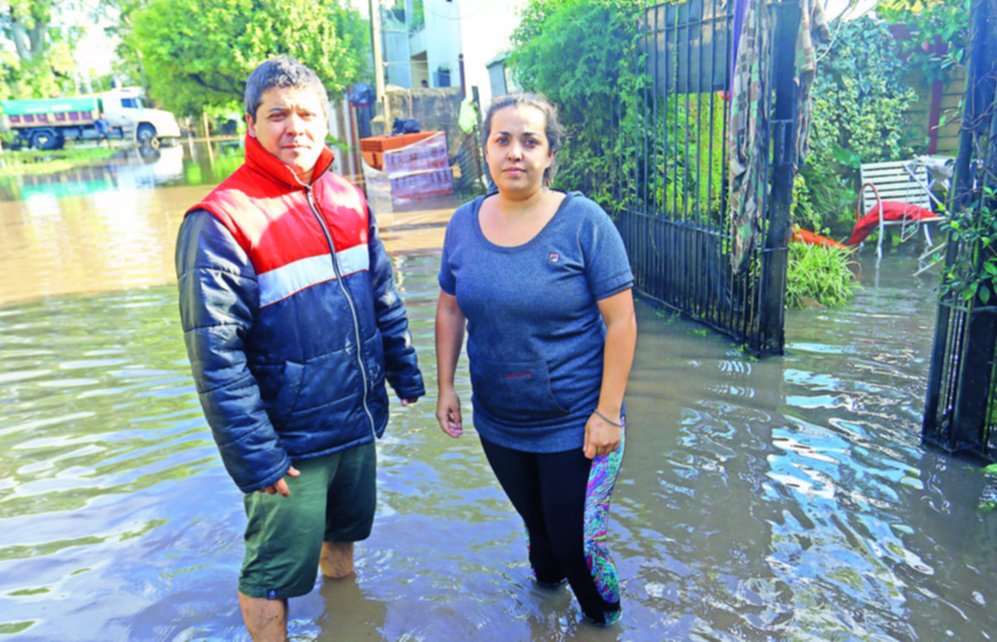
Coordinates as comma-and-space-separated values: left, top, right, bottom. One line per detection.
1, 142, 995, 640
375, 195, 458, 255
0, 149, 459, 305
1, 249, 995, 641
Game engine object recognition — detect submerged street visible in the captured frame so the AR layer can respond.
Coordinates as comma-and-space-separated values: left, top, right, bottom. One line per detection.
0, 143, 994, 640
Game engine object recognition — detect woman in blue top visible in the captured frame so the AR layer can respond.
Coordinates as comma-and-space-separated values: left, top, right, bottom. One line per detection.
435, 93, 637, 626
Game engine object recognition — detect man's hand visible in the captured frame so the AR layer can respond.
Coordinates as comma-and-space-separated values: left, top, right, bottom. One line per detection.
258, 466, 300, 497
400, 398, 420, 407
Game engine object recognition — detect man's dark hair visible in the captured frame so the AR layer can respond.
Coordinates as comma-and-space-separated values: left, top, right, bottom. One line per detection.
482, 93, 565, 187
245, 55, 330, 121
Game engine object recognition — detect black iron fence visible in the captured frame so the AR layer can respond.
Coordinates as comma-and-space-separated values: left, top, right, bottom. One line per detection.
923, 0, 997, 461
614, 0, 799, 355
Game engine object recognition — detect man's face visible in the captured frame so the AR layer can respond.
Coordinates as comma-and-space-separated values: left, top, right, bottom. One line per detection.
247, 86, 328, 182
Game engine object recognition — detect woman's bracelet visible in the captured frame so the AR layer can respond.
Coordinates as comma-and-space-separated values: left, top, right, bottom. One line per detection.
593, 409, 623, 428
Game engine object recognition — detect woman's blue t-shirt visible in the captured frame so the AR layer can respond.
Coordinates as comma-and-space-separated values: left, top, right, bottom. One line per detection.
438, 191, 634, 452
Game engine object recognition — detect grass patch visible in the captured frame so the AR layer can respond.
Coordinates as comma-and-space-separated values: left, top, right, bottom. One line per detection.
786, 243, 859, 309
0, 621, 33, 634
0, 146, 118, 176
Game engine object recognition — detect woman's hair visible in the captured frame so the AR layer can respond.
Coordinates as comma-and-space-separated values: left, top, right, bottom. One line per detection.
244, 55, 330, 122
482, 93, 565, 186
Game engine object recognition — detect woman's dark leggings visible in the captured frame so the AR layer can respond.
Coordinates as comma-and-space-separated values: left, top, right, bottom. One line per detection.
479, 434, 624, 625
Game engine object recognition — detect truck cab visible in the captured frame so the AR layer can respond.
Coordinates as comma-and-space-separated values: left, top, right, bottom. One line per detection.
98, 87, 181, 145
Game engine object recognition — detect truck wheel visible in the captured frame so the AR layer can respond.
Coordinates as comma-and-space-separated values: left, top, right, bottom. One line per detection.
136, 123, 157, 144
31, 129, 64, 150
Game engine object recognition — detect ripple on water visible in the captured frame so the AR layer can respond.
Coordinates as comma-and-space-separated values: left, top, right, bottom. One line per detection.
0, 250, 995, 640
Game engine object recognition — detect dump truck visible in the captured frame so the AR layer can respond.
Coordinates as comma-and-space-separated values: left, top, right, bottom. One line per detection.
0, 87, 181, 150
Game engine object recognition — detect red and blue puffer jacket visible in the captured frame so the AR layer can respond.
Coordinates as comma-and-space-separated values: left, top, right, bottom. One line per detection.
176, 135, 425, 493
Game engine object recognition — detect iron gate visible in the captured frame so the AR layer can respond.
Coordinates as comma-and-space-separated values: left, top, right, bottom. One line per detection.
922, 0, 997, 461
614, 0, 800, 355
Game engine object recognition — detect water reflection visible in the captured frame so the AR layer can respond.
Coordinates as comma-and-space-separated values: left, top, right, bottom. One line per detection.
0, 141, 445, 305
0, 142, 242, 304
1, 167, 996, 640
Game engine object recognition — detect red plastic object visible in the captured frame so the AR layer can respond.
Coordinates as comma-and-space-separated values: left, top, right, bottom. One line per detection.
791, 226, 847, 248
847, 201, 940, 246
359, 131, 439, 169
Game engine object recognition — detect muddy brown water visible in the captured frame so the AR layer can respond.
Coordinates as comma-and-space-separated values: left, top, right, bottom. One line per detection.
0, 142, 994, 641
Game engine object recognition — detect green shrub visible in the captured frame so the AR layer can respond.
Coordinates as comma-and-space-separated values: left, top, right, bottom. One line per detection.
941, 187, 997, 306
797, 16, 918, 235
785, 243, 859, 309
792, 174, 821, 233
614, 92, 726, 220
510, 1, 729, 221
509, 0, 639, 207
878, 0, 970, 85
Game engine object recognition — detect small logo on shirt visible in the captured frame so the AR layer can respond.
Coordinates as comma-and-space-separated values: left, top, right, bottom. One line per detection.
548, 252, 560, 264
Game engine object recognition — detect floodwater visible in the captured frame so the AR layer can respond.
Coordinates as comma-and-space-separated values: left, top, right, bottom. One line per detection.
0, 143, 995, 641
0, 141, 452, 305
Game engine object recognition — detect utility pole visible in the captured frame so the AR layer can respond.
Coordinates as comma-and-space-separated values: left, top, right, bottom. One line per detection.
368, 0, 389, 132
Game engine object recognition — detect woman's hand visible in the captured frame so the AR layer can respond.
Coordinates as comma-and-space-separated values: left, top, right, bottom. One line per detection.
436, 388, 464, 437
435, 290, 466, 438
583, 412, 622, 459
586, 288, 635, 460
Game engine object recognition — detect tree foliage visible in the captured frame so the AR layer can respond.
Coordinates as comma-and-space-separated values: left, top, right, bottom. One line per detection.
878, 0, 971, 84
121, 0, 369, 116
942, 186, 997, 307
796, 16, 918, 234
0, 0, 96, 99
508, 0, 639, 204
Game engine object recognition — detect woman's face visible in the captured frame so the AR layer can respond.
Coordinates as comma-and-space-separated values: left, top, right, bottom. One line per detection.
484, 105, 553, 200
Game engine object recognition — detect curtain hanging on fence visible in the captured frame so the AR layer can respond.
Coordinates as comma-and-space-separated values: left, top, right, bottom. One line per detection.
727, 0, 771, 274
727, 0, 829, 273
794, 0, 830, 171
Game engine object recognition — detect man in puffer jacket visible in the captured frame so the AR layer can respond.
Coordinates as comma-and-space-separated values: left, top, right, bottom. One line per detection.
176, 55, 425, 641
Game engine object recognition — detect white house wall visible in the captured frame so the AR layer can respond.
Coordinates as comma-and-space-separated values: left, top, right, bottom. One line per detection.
423, 0, 462, 88
458, 0, 528, 107
379, 0, 463, 90
382, 12, 413, 88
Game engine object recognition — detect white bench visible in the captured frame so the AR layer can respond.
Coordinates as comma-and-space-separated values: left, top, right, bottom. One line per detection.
859, 159, 946, 261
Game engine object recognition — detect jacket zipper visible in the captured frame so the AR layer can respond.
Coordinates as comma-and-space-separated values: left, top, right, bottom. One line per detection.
305, 187, 377, 438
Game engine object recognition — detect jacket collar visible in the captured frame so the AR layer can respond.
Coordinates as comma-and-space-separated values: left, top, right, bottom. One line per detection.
243, 133, 336, 189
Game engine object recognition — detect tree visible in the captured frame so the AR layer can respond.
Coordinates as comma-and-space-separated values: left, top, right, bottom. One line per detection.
121, 0, 369, 116
795, 16, 919, 233
878, 0, 971, 84
0, 0, 93, 99
508, 0, 639, 205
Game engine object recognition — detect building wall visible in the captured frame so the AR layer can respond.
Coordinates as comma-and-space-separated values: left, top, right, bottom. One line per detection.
458, 0, 529, 107
381, 0, 462, 90
423, 0, 462, 88
383, 12, 413, 89
904, 65, 966, 156
385, 86, 464, 153
487, 60, 508, 98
